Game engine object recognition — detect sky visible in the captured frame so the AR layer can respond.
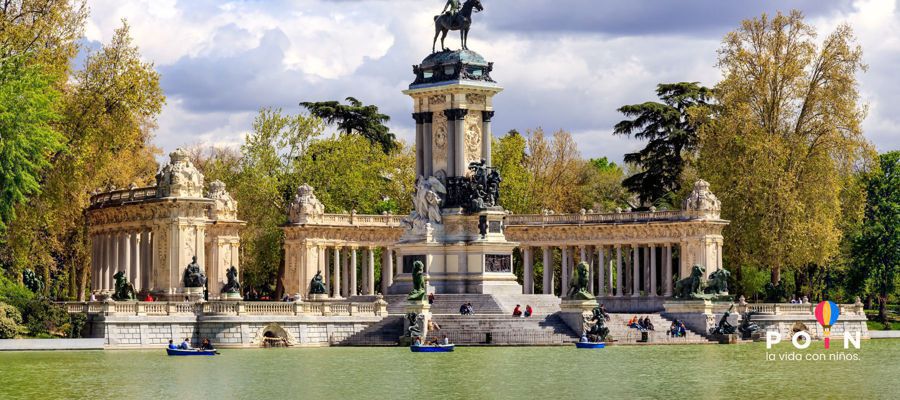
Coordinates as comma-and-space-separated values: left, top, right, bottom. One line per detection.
84, 0, 900, 163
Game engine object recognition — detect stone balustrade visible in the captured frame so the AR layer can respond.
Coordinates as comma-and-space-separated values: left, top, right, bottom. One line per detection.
738, 302, 865, 316
61, 300, 389, 317
290, 212, 406, 227
504, 210, 711, 226
89, 186, 159, 207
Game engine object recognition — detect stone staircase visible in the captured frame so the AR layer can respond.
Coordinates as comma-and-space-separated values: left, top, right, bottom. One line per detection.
339, 315, 404, 346
427, 314, 579, 345
382, 294, 506, 315
603, 313, 709, 344
491, 294, 561, 315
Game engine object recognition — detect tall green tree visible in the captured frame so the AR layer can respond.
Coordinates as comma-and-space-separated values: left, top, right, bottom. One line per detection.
613, 82, 710, 206
2, 21, 163, 299
300, 97, 396, 153
585, 157, 630, 212
491, 130, 533, 214
852, 151, 900, 325
699, 10, 873, 285
0, 60, 61, 232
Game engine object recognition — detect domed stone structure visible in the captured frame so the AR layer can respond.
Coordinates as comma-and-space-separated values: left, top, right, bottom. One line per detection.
412, 49, 495, 86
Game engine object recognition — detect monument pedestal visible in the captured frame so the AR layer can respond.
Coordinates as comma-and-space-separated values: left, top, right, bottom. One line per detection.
559, 298, 599, 336
401, 300, 432, 344
307, 293, 329, 302
221, 291, 241, 300
391, 210, 521, 295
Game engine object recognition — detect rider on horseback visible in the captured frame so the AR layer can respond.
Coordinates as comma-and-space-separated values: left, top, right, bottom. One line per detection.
442, 0, 460, 17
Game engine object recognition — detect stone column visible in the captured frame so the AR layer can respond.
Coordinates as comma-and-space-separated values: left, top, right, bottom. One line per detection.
523, 247, 534, 294
349, 247, 358, 297
423, 113, 434, 177
454, 109, 467, 176
615, 245, 623, 297
367, 247, 376, 295
632, 245, 640, 297
382, 247, 394, 295
341, 249, 349, 298
542, 246, 553, 295
717, 240, 723, 273
413, 113, 424, 177
103, 233, 113, 291
130, 231, 140, 292
560, 246, 569, 298
332, 247, 342, 299
121, 231, 131, 281
643, 246, 651, 294
664, 243, 673, 297
649, 244, 658, 296
596, 245, 605, 296
482, 111, 494, 167
140, 229, 151, 291
444, 109, 457, 176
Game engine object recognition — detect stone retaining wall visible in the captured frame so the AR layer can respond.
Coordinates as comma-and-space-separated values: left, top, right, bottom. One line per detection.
88, 314, 385, 348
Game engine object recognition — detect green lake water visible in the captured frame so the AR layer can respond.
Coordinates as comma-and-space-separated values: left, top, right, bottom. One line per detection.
1, 340, 898, 399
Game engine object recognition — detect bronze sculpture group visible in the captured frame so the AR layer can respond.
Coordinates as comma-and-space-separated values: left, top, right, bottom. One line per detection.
444, 160, 502, 213
182, 256, 207, 288
309, 270, 327, 295
112, 271, 137, 301
673, 265, 731, 300
407, 261, 427, 301
433, 0, 484, 52
584, 306, 610, 342
567, 262, 595, 300
222, 266, 241, 294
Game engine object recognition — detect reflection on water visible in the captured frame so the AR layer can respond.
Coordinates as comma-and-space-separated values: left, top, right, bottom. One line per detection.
1, 340, 897, 399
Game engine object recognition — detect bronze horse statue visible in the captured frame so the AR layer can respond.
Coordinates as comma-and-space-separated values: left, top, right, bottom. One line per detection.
433, 0, 484, 53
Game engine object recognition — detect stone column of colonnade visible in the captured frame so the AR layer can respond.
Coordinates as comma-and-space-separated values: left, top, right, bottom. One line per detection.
320, 245, 396, 299
515, 243, 680, 299
90, 227, 153, 295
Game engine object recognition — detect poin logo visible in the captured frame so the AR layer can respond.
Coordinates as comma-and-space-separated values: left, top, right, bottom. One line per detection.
766, 300, 861, 350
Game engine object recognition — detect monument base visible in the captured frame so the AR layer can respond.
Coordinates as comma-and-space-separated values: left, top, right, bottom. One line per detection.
307, 293, 329, 302
712, 333, 739, 344
558, 298, 599, 336
221, 292, 241, 300
391, 210, 522, 295
403, 300, 432, 342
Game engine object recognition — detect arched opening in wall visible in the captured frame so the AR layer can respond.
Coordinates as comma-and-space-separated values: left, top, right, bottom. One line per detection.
258, 324, 292, 348
791, 322, 809, 335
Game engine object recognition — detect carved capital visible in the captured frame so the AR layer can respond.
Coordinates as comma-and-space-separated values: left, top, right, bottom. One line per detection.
423, 111, 433, 124
444, 108, 468, 121
482, 110, 495, 123
412, 112, 428, 124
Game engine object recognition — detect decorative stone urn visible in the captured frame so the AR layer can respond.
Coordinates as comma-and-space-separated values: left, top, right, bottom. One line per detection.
683, 179, 721, 219
288, 184, 325, 224
207, 180, 238, 220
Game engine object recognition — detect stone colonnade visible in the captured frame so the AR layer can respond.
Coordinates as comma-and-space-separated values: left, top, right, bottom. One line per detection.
90, 228, 153, 293
283, 243, 399, 298
517, 243, 679, 298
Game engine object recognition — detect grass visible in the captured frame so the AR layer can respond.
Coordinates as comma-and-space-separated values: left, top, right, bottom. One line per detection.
864, 305, 900, 330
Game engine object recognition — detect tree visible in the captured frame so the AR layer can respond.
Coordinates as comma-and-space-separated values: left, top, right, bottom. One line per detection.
613, 82, 710, 206
526, 128, 592, 213
1, 21, 163, 299
300, 97, 397, 153
491, 130, 534, 214
698, 10, 874, 285
0, 60, 62, 232
852, 151, 899, 325
585, 157, 630, 212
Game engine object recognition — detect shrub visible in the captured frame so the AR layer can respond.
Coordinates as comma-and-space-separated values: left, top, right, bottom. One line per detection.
0, 316, 18, 339
68, 313, 87, 338
22, 298, 71, 337
0, 275, 34, 311
0, 302, 22, 324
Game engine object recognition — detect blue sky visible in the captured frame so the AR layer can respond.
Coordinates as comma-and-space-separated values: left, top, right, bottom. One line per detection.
85, 0, 899, 162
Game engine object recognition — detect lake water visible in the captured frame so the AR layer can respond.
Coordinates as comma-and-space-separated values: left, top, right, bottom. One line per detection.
2, 340, 897, 399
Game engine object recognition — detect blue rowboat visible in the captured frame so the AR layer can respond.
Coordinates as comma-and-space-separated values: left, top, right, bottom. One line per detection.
410, 344, 455, 352
166, 348, 218, 356
575, 342, 606, 349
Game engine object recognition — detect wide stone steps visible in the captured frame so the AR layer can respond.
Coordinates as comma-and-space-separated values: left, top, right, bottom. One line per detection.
339, 315, 404, 346
383, 294, 506, 315
428, 314, 579, 345
603, 313, 709, 344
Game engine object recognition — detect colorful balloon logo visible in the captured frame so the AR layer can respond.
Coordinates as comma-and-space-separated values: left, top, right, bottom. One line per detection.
815, 301, 841, 349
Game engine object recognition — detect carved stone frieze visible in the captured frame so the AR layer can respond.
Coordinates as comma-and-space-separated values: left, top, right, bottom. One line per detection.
464, 112, 482, 167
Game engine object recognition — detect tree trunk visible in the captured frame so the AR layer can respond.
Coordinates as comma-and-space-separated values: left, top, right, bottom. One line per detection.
771, 267, 781, 285
878, 295, 887, 323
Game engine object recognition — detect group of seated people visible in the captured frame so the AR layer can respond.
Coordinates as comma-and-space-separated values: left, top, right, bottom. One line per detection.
413, 335, 451, 346
458, 303, 475, 315
512, 304, 533, 317
667, 320, 688, 338
167, 337, 215, 351
626, 316, 655, 331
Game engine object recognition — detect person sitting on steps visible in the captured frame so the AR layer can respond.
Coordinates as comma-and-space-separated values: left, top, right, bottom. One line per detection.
512, 304, 522, 317
524, 305, 533, 317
